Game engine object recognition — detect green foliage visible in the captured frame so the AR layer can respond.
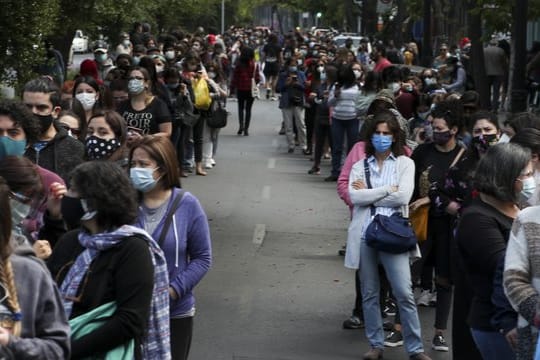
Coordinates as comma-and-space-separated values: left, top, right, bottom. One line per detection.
0, 0, 60, 88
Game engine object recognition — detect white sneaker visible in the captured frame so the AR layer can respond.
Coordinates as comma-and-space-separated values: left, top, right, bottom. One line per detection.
416, 290, 432, 307
210, 158, 216, 166
204, 161, 213, 169
429, 292, 437, 306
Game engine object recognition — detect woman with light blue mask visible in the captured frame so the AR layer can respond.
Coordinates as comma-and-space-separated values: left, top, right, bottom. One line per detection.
130, 135, 212, 360
345, 110, 430, 360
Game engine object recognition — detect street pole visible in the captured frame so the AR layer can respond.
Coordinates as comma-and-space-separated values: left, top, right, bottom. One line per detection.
221, 0, 225, 34
510, 0, 528, 113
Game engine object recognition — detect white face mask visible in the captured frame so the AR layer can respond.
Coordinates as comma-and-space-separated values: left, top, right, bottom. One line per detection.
155, 65, 164, 74
122, 39, 130, 47
353, 69, 362, 79
165, 50, 175, 60
75, 92, 97, 111
498, 133, 511, 144
520, 176, 537, 200
388, 82, 401, 94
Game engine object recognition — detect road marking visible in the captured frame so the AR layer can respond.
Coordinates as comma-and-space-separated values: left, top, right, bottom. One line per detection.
262, 185, 271, 200
267, 158, 276, 169
252, 224, 266, 245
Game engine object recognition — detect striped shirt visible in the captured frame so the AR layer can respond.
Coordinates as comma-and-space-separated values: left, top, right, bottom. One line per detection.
361, 154, 400, 237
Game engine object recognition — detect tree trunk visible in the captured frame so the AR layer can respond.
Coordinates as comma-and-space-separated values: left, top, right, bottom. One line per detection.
421, 0, 433, 67
467, 0, 489, 109
510, 0, 529, 113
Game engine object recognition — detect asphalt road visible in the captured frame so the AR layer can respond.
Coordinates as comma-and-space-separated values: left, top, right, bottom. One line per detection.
180, 98, 453, 360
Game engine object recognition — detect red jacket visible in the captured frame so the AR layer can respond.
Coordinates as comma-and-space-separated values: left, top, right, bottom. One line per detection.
230, 61, 260, 93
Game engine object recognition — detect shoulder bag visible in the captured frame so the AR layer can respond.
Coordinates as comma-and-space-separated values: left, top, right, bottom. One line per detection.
175, 95, 200, 127
251, 63, 260, 99
157, 190, 185, 248
206, 101, 228, 129
409, 146, 466, 243
363, 159, 417, 254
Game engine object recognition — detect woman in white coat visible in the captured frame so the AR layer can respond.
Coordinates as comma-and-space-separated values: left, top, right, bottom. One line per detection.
345, 109, 429, 360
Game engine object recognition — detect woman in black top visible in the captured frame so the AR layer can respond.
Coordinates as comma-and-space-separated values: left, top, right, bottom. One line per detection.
47, 161, 171, 359
410, 99, 465, 351
456, 143, 532, 360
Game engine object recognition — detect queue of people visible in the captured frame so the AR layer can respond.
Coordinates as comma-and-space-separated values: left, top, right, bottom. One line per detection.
3, 22, 540, 360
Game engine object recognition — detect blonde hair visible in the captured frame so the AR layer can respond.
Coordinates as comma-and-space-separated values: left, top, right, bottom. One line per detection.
0, 259, 21, 336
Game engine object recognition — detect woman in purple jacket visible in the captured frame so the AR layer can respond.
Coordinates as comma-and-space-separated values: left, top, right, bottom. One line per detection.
130, 135, 212, 360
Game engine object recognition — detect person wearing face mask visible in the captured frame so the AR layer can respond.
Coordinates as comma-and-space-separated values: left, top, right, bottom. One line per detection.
510, 128, 540, 207
22, 77, 85, 183
410, 100, 466, 353
72, 76, 105, 123
456, 143, 532, 360
345, 110, 430, 360
115, 32, 132, 56
93, 41, 116, 81
0, 177, 70, 359
129, 136, 211, 360
117, 67, 172, 142
47, 161, 171, 359
85, 111, 128, 165
276, 57, 308, 154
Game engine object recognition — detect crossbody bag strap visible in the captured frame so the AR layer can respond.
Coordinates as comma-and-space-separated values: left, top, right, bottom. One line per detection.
363, 158, 376, 216
449, 146, 466, 169
157, 190, 185, 248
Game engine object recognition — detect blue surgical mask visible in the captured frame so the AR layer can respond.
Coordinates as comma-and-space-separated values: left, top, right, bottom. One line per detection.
372, 134, 393, 153
0, 137, 27, 160
320, 72, 327, 81
289, 66, 297, 72
130, 167, 159, 192
9, 198, 31, 226
519, 176, 536, 200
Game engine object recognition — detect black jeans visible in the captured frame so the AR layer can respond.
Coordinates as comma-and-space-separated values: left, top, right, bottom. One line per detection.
172, 123, 191, 169
170, 317, 193, 360
237, 90, 255, 130
313, 122, 332, 168
192, 116, 204, 163
304, 105, 316, 151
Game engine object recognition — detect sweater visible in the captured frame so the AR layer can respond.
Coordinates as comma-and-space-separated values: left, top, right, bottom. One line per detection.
328, 84, 361, 120
344, 155, 417, 269
504, 206, 540, 359
47, 230, 154, 359
24, 124, 85, 183
6, 254, 70, 359
135, 189, 212, 317
230, 61, 259, 93
456, 198, 513, 331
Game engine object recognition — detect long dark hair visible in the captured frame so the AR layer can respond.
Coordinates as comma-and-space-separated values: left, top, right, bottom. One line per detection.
237, 47, 255, 68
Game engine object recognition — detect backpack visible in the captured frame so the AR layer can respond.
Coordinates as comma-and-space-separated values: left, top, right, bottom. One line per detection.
193, 78, 212, 110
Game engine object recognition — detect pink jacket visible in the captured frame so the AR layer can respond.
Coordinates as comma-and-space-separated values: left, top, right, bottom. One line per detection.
337, 141, 412, 210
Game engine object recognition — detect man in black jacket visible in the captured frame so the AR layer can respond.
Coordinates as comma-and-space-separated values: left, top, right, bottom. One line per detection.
22, 77, 84, 182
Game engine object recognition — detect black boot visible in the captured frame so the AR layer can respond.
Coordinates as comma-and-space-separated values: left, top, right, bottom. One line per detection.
237, 121, 244, 135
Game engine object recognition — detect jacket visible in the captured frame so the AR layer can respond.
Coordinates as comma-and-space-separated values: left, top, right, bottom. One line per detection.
135, 189, 212, 317
344, 155, 418, 269
276, 70, 306, 109
230, 61, 259, 93
24, 124, 85, 183
7, 254, 70, 359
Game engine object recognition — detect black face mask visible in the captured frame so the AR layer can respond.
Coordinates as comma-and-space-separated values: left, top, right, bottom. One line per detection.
35, 114, 54, 134
60, 195, 85, 229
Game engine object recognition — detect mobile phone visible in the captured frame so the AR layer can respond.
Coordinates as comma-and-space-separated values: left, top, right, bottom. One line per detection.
127, 126, 143, 135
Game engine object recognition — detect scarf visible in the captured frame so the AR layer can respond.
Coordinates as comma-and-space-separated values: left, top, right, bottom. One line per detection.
59, 224, 171, 359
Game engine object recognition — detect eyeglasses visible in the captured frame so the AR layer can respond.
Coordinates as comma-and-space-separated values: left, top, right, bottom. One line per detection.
59, 123, 81, 136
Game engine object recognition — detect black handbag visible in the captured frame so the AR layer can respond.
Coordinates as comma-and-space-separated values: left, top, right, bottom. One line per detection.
175, 94, 200, 127
206, 101, 228, 129
363, 159, 417, 254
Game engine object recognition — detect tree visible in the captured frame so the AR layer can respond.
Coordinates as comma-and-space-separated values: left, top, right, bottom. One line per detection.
0, 0, 60, 89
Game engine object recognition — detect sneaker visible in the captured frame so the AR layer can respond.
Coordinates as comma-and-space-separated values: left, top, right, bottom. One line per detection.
384, 331, 404, 347
416, 290, 432, 307
324, 175, 338, 182
383, 320, 393, 332
383, 300, 396, 317
271, 96, 278, 101
279, 127, 286, 135
410, 352, 432, 360
308, 166, 320, 175
342, 315, 364, 329
432, 334, 449, 352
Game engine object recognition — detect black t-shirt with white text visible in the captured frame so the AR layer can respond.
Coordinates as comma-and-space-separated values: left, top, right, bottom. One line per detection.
118, 97, 171, 135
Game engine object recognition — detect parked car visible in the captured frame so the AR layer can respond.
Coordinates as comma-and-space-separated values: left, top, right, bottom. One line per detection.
71, 30, 89, 53
333, 34, 371, 54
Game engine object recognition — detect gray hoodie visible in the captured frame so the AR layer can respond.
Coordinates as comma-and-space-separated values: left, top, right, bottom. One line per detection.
6, 253, 70, 359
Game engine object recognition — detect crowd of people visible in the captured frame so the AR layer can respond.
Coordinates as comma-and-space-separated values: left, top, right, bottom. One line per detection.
1, 21, 540, 359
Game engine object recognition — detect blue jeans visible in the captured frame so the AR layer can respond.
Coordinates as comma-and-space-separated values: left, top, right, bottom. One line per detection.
330, 118, 359, 177
470, 328, 515, 360
359, 240, 424, 355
